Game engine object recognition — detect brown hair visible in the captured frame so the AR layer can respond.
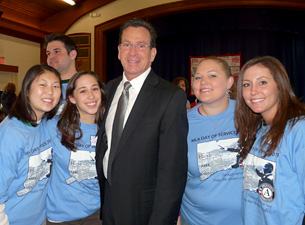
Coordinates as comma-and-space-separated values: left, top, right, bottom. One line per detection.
234, 56, 305, 160
172, 77, 189, 95
57, 71, 106, 151
3, 82, 16, 93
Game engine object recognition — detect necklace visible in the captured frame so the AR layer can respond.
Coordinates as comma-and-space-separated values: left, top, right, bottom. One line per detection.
201, 107, 219, 130
199, 103, 228, 130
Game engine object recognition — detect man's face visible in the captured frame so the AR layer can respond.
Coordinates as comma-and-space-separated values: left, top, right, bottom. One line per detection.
118, 26, 157, 80
46, 40, 76, 76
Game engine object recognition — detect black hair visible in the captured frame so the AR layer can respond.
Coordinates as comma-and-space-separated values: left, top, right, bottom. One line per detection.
9, 64, 62, 125
119, 18, 157, 48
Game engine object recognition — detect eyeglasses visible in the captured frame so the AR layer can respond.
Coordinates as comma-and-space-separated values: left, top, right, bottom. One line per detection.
120, 42, 151, 51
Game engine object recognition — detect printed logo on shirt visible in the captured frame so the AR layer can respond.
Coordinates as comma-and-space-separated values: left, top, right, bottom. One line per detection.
243, 154, 276, 202
91, 135, 97, 146
197, 137, 241, 181
17, 147, 52, 196
66, 150, 97, 184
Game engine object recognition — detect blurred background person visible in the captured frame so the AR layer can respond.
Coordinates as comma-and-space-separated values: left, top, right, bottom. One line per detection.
172, 77, 191, 110
0, 110, 5, 123
0, 82, 17, 116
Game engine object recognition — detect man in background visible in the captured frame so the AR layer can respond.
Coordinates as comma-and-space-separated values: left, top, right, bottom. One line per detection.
96, 18, 188, 225
45, 33, 78, 112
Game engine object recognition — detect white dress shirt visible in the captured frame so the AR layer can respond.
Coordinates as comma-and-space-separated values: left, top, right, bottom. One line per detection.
103, 68, 151, 177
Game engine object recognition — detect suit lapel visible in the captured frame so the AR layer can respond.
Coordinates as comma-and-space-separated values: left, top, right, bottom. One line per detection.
114, 71, 159, 157
96, 77, 122, 155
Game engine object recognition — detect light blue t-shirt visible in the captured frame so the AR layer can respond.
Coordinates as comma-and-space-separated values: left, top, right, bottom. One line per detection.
181, 100, 243, 225
242, 119, 305, 225
56, 81, 68, 115
0, 117, 52, 225
46, 117, 100, 222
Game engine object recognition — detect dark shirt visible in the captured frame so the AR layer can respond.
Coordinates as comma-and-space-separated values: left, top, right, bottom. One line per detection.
1, 92, 16, 115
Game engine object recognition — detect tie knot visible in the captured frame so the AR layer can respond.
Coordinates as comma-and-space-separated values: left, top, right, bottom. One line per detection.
124, 81, 132, 91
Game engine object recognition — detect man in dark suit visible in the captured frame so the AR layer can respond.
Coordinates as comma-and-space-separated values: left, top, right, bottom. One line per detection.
96, 18, 188, 225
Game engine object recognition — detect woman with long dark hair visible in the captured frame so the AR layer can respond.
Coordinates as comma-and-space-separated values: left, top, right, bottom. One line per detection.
46, 71, 106, 224
235, 56, 305, 224
0, 64, 62, 225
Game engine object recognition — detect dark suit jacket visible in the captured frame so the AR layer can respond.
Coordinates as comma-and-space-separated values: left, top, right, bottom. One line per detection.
96, 70, 188, 225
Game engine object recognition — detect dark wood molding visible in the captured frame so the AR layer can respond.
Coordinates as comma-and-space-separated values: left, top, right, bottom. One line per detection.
94, 0, 305, 83
95, 24, 108, 84
0, 64, 19, 73
41, 43, 47, 65
41, 0, 115, 34
0, 18, 47, 43
69, 33, 92, 71
0, 0, 115, 43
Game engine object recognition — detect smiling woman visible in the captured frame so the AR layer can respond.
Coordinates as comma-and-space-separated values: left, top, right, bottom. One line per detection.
235, 56, 305, 225
0, 64, 62, 225
45, 71, 106, 224
180, 56, 243, 225
28, 71, 62, 121
242, 64, 279, 125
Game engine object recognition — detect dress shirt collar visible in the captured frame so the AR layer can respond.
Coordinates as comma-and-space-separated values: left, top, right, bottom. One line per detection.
122, 67, 151, 93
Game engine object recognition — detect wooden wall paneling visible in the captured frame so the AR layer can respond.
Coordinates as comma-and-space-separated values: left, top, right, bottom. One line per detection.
0, 0, 115, 43
69, 33, 91, 71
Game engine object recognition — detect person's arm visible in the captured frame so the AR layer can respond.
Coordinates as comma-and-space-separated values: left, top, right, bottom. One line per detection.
294, 122, 305, 198
149, 89, 188, 225
0, 123, 22, 225
0, 203, 9, 225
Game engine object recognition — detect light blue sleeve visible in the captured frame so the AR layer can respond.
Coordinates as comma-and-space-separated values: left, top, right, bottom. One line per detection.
0, 123, 25, 203
290, 121, 305, 196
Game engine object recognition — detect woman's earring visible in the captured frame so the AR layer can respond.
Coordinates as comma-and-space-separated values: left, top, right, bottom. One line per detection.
226, 90, 232, 100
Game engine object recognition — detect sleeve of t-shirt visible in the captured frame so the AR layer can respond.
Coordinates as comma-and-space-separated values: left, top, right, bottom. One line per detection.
291, 121, 305, 195
0, 124, 24, 204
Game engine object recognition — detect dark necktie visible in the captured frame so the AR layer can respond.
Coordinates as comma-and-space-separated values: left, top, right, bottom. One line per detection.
107, 81, 132, 185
